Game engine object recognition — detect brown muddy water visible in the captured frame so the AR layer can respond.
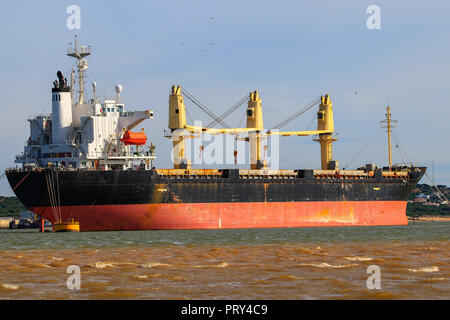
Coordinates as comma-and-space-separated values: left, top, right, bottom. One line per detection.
0, 221, 448, 299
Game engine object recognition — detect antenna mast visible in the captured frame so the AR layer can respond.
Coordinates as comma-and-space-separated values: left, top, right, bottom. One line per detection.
67, 35, 91, 105
70, 68, 75, 99
380, 106, 398, 168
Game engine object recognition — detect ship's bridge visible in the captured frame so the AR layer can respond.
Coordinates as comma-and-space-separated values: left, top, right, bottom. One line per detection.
16, 37, 156, 171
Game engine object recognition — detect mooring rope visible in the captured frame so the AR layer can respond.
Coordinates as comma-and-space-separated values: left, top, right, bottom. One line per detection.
45, 170, 61, 222
45, 171, 56, 221
424, 172, 449, 204
55, 171, 62, 221
0, 172, 31, 205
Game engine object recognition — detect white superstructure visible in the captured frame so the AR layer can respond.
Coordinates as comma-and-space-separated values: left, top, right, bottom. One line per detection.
16, 37, 155, 170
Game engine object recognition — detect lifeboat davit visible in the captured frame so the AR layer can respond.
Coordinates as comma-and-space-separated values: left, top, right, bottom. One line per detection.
121, 130, 147, 145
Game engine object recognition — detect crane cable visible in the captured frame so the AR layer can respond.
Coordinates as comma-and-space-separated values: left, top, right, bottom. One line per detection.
343, 127, 384, 169
305, 112, 317, 130
206, 94, 249, 128
271, 97, 321, 129
185, 107, 194, 123
180, 87, 230, 128
391, 130, 412, 165
237, 111, 247, 129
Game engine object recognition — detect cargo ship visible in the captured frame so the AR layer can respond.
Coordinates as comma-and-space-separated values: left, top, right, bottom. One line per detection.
5, 38, 426, 231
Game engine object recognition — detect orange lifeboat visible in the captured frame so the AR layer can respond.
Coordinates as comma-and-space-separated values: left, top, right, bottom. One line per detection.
121, 130, 147, 145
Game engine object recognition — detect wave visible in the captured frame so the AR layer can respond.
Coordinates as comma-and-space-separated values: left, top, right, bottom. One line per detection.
1, 283, 19, 290
343, 256, 373, 261
299, 262, 358, 269
192, 262, 229, 268
92, 262, 115, 269
429, 277, 449, 282
295, 247, 314, 254
269, 275, 303, 281
215, 262, 229, 268
140, 262, 172, 268
418, 277, 450, 283
407, 266, 439, 273
89, 261, 139, 269
36, 263, 52, 268
48, 261, 66, 268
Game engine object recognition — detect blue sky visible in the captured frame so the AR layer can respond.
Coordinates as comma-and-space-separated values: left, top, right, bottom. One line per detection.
1, 0, 450, 195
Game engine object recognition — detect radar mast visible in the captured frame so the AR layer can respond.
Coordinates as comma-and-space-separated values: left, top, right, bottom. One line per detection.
67, 35, 91, 105
380, 106, 398, 168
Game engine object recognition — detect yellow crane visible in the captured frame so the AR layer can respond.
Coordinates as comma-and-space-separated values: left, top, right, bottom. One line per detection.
167, 85, 337, 170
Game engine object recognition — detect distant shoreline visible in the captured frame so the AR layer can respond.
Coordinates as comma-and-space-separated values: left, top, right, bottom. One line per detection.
408, 215, 450, 222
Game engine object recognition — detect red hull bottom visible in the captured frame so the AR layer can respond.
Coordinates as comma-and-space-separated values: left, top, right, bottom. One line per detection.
30, 201, 408, 231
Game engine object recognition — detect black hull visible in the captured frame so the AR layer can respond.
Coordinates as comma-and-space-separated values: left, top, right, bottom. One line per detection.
6, 168, 425, 208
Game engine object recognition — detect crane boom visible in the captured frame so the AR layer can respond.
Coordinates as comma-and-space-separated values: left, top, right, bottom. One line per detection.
167, 85, 337, 170
266, 129, 333, 136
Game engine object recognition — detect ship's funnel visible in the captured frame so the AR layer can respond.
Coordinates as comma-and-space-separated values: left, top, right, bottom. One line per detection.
51, 71, 73, 145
